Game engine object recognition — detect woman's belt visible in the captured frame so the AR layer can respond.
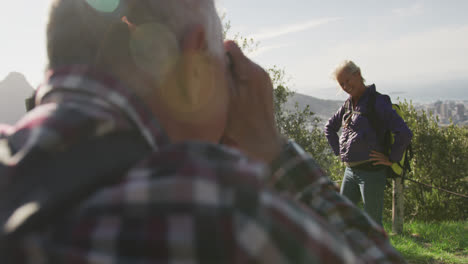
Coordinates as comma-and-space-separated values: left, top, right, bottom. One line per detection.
349, 161, 386, 171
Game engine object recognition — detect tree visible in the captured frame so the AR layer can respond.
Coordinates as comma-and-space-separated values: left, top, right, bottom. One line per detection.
395, 101, 468, 221
223, 16, 468, 221
222, 17, 341, 178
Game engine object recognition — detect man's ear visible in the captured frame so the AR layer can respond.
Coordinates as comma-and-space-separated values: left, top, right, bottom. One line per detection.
179, 25, 210, 106
180, 24, 208, 81
181, 24, 207, 78
182, 24, 207, 53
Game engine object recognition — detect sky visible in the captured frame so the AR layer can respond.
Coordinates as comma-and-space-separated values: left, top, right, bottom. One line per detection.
0, 1, 49, 87
0, 0, 467, 101
219, 0, 468, 100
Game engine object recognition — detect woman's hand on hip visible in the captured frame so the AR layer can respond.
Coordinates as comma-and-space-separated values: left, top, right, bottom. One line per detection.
370, 151, 392, 166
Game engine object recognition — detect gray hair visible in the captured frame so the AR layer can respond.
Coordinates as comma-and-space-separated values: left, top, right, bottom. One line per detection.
126, 0, 224, 57
332, 60, 365, 83
46, 0, 118, 69
47, 0, 224, 89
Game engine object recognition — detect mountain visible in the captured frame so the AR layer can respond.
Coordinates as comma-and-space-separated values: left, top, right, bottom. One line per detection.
285, 92, 344, 126
0, 72, 34, 125
378, 79, 468, 103
0, 72, 343, 128
285, 90, 468, 129
297, 79, 468, 104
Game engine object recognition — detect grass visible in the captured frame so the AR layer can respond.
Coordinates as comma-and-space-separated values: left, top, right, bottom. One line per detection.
383, 221, 468, 264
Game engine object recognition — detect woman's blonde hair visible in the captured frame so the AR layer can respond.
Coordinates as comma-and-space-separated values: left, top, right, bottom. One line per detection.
332, 60, 365, 83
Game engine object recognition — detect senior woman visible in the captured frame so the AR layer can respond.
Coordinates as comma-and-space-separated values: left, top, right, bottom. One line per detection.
324, 60, 412, 225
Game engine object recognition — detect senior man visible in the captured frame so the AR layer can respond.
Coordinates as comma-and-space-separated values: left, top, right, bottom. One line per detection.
0, 0, 405, 263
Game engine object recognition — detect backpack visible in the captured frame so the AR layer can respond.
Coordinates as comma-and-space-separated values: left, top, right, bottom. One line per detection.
367, 91, 413, 178
343, 91, 413, 178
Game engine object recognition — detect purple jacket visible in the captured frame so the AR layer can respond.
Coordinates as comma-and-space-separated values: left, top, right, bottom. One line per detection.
324, 85, 413, 163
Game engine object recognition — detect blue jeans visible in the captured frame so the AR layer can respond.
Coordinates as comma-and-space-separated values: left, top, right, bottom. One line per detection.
340, 166, 387, 225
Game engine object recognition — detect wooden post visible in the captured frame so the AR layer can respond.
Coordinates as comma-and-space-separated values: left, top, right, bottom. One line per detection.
392, 177, 404, 234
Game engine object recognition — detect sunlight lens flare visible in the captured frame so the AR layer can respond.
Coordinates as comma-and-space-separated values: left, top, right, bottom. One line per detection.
129, 24, 226, 124
86, 0, 120, 13
129, 23, 179, 83
158, 53, 220, 121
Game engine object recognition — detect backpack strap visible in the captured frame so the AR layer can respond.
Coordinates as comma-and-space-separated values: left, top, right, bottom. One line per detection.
404, 144, 413, 173
366, 90, 393, 154
342, 98, 353, 127
0, 132, 150, 260
343, 99, 351, 116
366, 90, 379, 133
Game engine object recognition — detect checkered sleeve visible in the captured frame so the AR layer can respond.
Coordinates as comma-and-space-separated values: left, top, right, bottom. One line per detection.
269, 140, 407, 263
0, 124, 13, 138
30, 142, 362, 264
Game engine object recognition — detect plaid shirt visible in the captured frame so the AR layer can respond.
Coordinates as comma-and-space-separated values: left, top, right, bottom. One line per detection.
0, 66, 405, 263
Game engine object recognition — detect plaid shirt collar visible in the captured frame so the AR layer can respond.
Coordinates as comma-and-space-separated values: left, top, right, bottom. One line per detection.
36, 65, 169, 150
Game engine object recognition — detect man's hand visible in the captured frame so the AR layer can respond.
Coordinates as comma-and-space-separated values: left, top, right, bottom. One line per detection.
222, 40, 285, 163
369, 151, 392, 166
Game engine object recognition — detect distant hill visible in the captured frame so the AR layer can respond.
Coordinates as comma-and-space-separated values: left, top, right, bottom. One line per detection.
297, 79, 468, 104
285, 92, 344, 126
0, 72, 344, 128
0, 72, 34, 125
